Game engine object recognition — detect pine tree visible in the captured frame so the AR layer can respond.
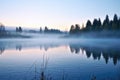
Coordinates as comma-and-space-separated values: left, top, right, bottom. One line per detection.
113, 14, 119, 30
96, 18, 102, 31
19, 26, 22, 32
70, 25, 75, 34
92, 19, 98, 31
86, 20, 92, 31
44, 26, 49, 33
74, 24, 80, 33
103, 15, 109, 30
0, 23, 5, 33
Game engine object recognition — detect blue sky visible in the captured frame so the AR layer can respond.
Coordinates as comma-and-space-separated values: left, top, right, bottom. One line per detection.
0, 0, 120, 31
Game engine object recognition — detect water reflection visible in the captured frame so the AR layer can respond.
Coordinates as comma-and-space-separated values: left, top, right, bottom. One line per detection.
0, 44, 60, 53
69, 44, 120, 65
16, 45, 22, 51
0, 47, 5, 55
0, 39, 120, 80
0, 39, 120, 65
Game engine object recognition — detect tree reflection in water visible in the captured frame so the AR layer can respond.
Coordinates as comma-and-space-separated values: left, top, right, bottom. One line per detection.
0, 41, 120, 80
0, 42, 120, 65
69, 44, 120, 65
0, 47, 5, 55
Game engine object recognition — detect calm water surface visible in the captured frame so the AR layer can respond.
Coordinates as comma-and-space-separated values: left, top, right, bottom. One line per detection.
0, 38, 120, 80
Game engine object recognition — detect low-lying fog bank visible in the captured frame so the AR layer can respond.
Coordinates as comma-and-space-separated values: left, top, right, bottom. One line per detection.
0, 36, 120, 50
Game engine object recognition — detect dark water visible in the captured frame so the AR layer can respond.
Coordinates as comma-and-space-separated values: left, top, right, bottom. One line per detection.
0, 38, 120, 80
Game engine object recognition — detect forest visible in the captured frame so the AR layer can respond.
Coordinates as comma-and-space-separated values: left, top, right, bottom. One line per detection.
70, 14, 120, 34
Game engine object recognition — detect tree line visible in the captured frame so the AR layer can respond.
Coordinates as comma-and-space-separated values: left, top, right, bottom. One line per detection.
0, 24, 62, 33
43, 26, 62, 33
16, 26, 62, 33
70, 14, 120, 34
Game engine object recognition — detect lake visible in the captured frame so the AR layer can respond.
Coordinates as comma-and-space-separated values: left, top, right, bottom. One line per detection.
0, 36, 120, 80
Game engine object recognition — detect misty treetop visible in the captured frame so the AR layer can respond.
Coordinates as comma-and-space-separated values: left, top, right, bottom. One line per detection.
0, 23, 5, 33
70, 14, 120, 34
0, 23, 6, 37
16, 26, 22, 32
41, 26, 62, 33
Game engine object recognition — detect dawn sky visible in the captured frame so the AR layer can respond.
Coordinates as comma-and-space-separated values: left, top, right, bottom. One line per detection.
0, 0, 120, 31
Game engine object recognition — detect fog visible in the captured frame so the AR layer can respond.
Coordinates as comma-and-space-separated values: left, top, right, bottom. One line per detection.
0, 33, 120, 50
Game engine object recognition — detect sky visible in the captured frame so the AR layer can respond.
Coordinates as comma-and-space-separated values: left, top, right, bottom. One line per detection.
0, 0, 120, 31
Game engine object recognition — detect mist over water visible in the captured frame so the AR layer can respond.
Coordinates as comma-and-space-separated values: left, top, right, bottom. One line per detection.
0, 33, 120, 50
0, 34, 120, 80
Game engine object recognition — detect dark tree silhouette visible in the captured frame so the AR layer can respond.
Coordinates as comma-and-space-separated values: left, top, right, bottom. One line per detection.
109, 20, 113, 30
113, 14, 118, 22
69, 24, 80, 34
44, 26, 62, 33
112, 14, 119, 30
16, 27, 18, 32
16, 26, 22, 32
0, 23, 5, 33
97, 18, 102, 30
70, 25, 75, 34
44, 26, 48, 32
93, 18, 102, 31
40, 27, 42, 33
0, 23, 6, 38
86, 20, 92, 31
69, 14, 120, 34
102, 15, 110, 30
92, 19, 98, 31
19, 27, 22, 32
74, 24, 80, 33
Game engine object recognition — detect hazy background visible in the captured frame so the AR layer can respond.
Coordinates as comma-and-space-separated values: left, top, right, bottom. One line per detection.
0, 0, 120, 31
